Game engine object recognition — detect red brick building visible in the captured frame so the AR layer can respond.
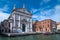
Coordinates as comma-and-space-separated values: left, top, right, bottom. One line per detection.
33, 19, 57, 33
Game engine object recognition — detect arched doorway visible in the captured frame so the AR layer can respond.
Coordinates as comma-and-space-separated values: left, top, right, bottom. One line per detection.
22, 24, 26, 32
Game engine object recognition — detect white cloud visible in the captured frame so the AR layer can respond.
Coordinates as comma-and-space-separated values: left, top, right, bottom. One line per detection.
32, 15, 38, 18
0, 11, 10, 22
40, 15, 50, 20
32, 5, 60, 22
0, 4, 9, 12
40, 9, 54, 16
31, 8, 38, 13
51, 5, 60, 22
40, 0, 50, 6
0, 4, 10, 22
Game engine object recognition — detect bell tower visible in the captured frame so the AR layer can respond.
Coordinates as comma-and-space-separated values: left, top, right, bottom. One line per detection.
23, 3, 25, 8
13, 4, 16, 9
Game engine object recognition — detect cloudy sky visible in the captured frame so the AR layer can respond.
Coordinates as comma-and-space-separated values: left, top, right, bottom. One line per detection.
0, 0, 60, 22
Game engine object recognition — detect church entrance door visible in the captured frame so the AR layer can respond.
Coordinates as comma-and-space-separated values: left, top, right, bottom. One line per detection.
22, 24, 26, 32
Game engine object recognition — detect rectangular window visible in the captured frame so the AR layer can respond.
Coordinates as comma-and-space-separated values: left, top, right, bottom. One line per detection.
46, 28, 47, 31
39, 26, 42, 31
48, 24, 49, 27
43, 25, 44, 28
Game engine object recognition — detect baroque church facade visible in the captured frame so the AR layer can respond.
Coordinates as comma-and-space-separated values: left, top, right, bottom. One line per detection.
9, 4, 32, 33
0, 4, 32, 33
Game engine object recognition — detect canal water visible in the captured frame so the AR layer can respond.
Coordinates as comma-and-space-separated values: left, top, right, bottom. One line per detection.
0, 34, 60, 40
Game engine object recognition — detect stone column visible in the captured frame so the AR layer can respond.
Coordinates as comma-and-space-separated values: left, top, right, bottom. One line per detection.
26, 23, 27, 32
19, 16, 20, 27
26, 23, 29, 32
29, 18, 31, 32
13, 14, 15, 32
20, 16, 22, 32
28, 23, 30, 32
30, 18, 32, 32
13, 14, 15, 27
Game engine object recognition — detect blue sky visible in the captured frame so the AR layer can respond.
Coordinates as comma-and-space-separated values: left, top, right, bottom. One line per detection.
0, 0, 60, 22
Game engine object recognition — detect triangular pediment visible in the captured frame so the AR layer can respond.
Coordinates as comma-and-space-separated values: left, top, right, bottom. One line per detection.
13, 8, 32, 15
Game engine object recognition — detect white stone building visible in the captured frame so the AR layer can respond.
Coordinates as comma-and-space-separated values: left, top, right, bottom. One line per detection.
0, 4, 32, 33
8, 4, 32, 33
